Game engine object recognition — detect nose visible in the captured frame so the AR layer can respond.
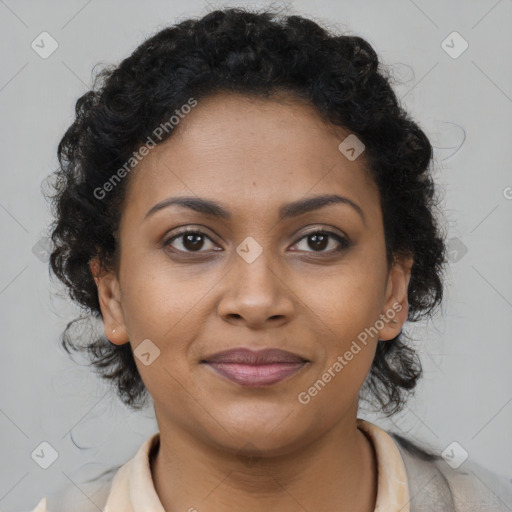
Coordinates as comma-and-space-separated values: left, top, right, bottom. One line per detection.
216, 245, 295, 329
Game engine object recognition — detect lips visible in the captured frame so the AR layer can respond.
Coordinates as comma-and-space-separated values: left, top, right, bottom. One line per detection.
202, 348, 309, 387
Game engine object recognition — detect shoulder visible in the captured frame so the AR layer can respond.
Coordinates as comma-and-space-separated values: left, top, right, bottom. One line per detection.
27, 469, 116, 512
391, 432, 512, 512
26, 432, 158, 512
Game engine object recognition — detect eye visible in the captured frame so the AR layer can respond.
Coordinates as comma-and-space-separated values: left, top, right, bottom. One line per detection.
163, 227, 350, 255
291, 230, 350, 254
163, 229, 219, 253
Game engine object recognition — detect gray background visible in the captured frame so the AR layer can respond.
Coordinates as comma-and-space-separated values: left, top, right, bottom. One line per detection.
1, 0, 511, 510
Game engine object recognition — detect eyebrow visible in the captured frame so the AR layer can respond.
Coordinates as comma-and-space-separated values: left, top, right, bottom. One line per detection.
144, 194, 366, 225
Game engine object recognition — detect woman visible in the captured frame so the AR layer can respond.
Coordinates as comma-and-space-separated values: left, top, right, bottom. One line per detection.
32, 6, 512, 511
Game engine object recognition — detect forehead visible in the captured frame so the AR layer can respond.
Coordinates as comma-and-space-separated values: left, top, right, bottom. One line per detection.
121, 92, 380, 225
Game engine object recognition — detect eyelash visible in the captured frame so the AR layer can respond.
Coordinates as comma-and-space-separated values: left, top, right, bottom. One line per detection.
162, 227, 351, 256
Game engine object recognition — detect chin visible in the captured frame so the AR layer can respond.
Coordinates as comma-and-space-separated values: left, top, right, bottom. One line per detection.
205, 408, 312, 455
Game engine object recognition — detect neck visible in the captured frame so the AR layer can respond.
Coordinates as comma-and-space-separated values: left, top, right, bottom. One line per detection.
151, 413, 378, 512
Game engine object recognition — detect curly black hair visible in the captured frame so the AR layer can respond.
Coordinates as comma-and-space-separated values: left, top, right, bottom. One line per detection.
45, 6, 447, 417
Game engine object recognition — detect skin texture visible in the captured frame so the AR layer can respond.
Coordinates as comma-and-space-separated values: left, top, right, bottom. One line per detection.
90, 92, 413, 511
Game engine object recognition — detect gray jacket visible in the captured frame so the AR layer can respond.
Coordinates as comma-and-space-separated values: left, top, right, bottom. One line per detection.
392, 433, 512, 511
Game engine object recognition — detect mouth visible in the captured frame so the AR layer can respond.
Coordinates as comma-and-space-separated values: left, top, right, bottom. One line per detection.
201, 348, 310, 388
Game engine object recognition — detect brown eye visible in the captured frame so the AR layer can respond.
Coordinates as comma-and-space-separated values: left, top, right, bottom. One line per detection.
164, 230, 218, 253
292, 230, 350, 254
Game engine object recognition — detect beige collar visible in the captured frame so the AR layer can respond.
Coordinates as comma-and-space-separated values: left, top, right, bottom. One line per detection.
103, 418, 410, 511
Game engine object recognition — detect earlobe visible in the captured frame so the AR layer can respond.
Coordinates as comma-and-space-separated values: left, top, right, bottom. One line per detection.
108, 326, 128, 345
378, 253, 414, 341
89, 257, 129, 345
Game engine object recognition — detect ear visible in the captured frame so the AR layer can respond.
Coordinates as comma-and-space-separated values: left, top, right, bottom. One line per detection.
377, 252, 414, 341
89, 256, 129, 345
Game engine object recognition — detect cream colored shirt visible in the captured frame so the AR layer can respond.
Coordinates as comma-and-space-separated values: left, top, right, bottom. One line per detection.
30, 418, 410, 512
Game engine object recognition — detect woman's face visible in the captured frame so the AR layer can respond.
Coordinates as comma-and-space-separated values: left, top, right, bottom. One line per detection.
93, 92, 412, 455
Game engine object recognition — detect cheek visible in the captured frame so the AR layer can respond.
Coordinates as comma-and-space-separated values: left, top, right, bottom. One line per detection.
304, 264, 385, 339
119, 255, 210, 343
299, 301, 379, 415
298, 255, 384, 383
135, 356, 201, 433
119, 256, 214, 391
